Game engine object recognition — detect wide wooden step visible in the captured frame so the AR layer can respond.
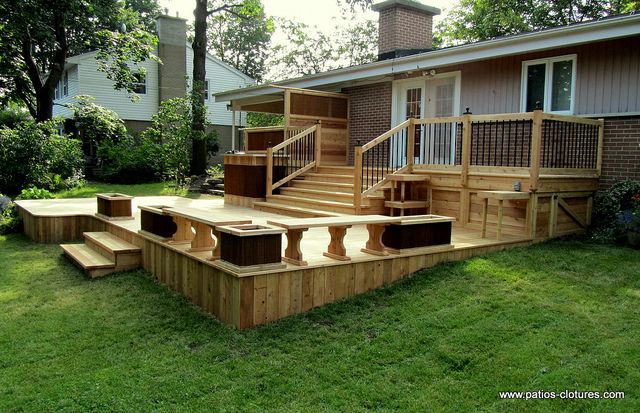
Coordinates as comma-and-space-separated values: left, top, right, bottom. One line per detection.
266, 195, 356, 214
315, 165, 355, 175
253, 201, 343, 218
83, 232, 141, 270
279, 187, 355, 202
301, 173, 354, 184
289, 180, 354, 193
60, 244, 116, 278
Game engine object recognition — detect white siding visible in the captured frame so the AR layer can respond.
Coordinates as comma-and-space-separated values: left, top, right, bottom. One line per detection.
52, 66, 79, 119
75, 53, 159, 121
186, 46, 254, 126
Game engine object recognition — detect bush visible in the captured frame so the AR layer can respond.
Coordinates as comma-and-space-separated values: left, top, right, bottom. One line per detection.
16, 187, 54, 200
591, 179, 640, 242
97, 134, 164, 183
0, 194, 21, 235
67, 96, 129, 145
0, 120, 84, 195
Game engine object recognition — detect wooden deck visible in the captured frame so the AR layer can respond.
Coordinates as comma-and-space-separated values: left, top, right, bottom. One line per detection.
17, 196, 534, 329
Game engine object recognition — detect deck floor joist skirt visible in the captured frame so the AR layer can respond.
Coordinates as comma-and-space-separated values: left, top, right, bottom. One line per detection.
16, 197, 532, 329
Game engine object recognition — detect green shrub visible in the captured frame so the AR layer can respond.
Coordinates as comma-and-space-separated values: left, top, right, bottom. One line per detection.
591, 179, 640, 242
67, 96, 129, 145
0, 102, 31, 128
0, 120, 84, 195
97, 134, 164, 183
16, 187, 54, 200
0, 194, 21, 235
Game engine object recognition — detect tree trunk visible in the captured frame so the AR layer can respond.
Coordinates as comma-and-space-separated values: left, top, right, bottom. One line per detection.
36, 84, 57, 122
190, 0, 208, 175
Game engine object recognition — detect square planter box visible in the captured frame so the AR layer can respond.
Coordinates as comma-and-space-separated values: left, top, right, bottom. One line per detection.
216, 224, 286, 273
382, 215, 455, 254
138, 205, 177, 241
96, 193, 134, 220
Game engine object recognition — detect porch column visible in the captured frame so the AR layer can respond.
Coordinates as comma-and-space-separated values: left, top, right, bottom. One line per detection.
231, 110, 236, 152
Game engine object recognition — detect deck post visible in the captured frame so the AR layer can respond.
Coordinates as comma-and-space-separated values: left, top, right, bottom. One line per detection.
596, 118, 605, 177
266, 146, 274, 197
407, 118, 415, 172
460, 109, 472, 187
315, 121, 322, 172
354, 145, 363, 214
529, 109, 543, 192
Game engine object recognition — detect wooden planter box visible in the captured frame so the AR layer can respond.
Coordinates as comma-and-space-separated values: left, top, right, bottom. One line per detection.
382, 215, 455, 254
96, 193, 133, 220
138, 205, 177, 241
216, 224, 286, 273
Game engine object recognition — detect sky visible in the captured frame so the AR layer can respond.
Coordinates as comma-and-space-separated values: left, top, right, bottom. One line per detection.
158, 0, 455, 33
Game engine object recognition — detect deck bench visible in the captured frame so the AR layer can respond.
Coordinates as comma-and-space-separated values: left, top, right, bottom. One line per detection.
476, 191, 530, 240
267, 215, 401, 266
382, 214, 455, 254
161, 206, 251, 260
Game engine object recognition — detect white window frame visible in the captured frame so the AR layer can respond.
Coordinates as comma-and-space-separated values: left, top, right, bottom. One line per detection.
63, 71, 69, 97
132, 72, 147, 94
520, 54, 577, 114
204, 79, 210, 101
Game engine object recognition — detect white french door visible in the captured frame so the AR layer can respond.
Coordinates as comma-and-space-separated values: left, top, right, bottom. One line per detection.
392, 73, 460, 165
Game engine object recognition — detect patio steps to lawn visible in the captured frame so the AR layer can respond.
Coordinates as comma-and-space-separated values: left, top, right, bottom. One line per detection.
61, 232, 141, 278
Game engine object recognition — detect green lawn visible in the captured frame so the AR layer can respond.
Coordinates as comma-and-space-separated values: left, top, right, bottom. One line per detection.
1, 235, 638, 412
55, 181, 202, 199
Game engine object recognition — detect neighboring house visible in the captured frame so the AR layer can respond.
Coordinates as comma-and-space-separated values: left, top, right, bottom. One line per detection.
215, 0, 640, 187
53, 15, 254, 158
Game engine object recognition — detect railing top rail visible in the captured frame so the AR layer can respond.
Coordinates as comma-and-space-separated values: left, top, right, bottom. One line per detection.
361, 119, 411, 152
241, 126, 286, 132
414, 116, 464, 125
271, 124, 317, 152
469, 113, 534, 122
541, 113, 604, 126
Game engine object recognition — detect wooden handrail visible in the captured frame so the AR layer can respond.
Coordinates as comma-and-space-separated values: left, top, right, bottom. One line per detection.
267, 124, 319, 194
361, 119, 411, 151
540, 113, 603, 126
272, 124, 317, 152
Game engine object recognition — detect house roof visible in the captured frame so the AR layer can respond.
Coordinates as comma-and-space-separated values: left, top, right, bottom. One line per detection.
63, 44, 254, 83
214, 13, 640, 103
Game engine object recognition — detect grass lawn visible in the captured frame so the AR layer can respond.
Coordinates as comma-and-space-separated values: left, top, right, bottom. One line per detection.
1, 235, 638, 412
55, 181, 204, 199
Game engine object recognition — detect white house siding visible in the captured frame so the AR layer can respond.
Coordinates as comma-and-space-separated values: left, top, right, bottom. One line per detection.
74, 53, 159, 121
52, 66, 79, 119
186, 46, 253, 126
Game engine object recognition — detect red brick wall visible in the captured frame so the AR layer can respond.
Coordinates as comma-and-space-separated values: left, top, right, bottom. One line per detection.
343, 82, 393, 164
600, 116, 640, 187
378, 5, 434, 55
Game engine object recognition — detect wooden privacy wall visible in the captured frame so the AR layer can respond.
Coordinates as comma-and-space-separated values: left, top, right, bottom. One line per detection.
289, 93, 348, 120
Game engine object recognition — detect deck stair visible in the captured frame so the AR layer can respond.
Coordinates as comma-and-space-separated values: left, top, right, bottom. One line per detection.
60, 231, 141, 278
253, 165, 388, 217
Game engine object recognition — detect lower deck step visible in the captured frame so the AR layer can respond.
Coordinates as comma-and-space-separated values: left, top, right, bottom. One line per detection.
253, 201, 344, 218
60, 244, 116, 278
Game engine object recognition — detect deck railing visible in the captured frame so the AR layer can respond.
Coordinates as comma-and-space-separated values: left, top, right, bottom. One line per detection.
353, 110, 604, 211
266, 124, 319, 196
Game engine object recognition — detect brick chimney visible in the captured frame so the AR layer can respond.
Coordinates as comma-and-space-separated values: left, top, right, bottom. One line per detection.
156, 15, 188, 101
371, 0, 441, 60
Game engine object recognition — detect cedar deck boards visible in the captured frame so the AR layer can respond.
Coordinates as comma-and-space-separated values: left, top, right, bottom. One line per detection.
17, 196, 540, 328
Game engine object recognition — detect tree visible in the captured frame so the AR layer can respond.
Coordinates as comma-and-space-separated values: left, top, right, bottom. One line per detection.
208, 0, 274, 82
0, 0, 159, 122
268, 17, 377, 80
191, 0, 244, 175
436, 0, 640, 47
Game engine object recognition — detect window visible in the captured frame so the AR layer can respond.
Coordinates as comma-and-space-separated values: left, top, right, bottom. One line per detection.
63, 71, 69, 96
203, 80, 210, 101
54, 82, 61, 100
132, 72, 146, 94
521, 55, 576, 113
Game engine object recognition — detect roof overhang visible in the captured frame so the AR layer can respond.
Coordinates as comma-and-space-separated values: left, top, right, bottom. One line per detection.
215, 14, 640, 103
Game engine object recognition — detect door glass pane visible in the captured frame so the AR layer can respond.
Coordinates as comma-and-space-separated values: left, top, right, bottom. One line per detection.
551, 60, 573, 111
526, 63, 546, 111
435, 83, 454, 117
405, 88, 422, 119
